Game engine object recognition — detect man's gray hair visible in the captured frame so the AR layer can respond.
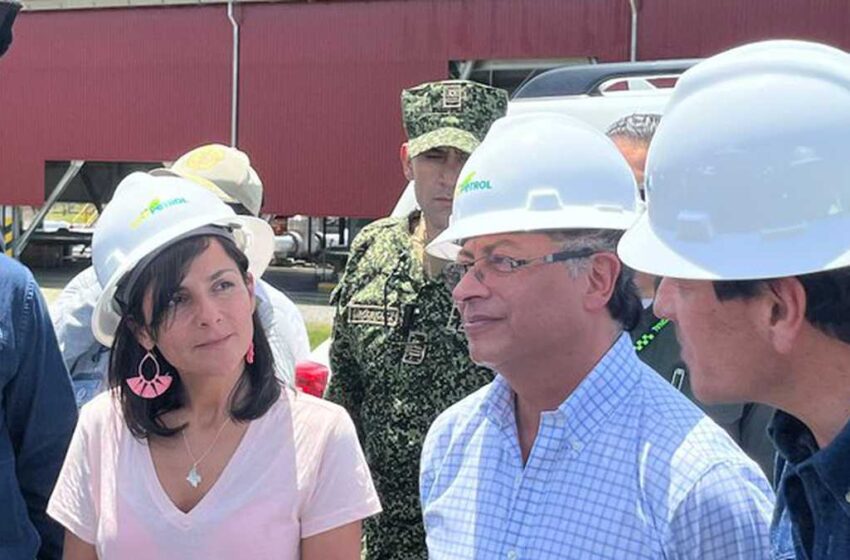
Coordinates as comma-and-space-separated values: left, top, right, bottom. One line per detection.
605, 113, 662, 144
545, 229, 620, 276
544, 229, 641, 331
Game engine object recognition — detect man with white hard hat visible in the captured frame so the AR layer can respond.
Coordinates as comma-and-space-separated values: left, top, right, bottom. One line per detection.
619, 40, 850, 560
52, 144, 309, 407
608, 113, 776, 479
420, 113, 773, 559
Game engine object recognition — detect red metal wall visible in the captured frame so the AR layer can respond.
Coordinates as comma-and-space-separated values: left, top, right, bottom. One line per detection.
1, 0, 849, 216
0, 6, 233, 205
638, 0, 850, 59
238, 0, 628, 216
0, 0, 628, 216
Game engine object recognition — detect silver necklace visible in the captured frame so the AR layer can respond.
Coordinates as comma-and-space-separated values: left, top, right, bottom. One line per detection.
181, 418, 231, 489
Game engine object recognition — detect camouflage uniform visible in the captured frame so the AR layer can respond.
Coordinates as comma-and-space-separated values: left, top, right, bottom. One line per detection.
326, 80, 507, 560
328, 213, 492, 558
630, 305, 777, 481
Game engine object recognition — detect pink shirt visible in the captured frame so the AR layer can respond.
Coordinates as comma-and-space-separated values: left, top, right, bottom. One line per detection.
48, 389, 381, 559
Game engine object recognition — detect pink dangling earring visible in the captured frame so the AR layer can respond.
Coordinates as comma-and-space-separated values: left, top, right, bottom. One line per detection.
126, 351, 173, 399
246, 341, 255, 365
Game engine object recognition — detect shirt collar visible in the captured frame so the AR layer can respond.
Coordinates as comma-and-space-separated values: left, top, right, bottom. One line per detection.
482, 333, 641, 452
483, 374, 515, 428
771, 410, 850, 517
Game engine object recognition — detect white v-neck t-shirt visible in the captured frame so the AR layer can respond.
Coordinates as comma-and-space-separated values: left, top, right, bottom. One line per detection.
48, 389, 381, 559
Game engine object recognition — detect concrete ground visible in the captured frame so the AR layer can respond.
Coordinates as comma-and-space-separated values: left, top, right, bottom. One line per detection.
34, 260, 335, 327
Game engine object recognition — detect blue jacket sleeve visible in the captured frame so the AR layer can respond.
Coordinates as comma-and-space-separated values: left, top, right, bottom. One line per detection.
5, 272, 78, 560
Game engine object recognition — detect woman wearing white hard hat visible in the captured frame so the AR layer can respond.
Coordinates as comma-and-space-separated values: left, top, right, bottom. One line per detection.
47, 173, 380, 560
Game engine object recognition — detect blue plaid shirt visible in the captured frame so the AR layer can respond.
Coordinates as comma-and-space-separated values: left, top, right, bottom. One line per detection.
420, 334, 774, 559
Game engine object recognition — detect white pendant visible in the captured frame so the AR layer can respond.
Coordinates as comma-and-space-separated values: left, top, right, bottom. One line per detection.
186, 465, 202, 488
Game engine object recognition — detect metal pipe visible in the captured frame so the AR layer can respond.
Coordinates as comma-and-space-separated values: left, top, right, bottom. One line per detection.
14, 160, 84, 258
228, 0, 239, 147
628, 0, 639, 62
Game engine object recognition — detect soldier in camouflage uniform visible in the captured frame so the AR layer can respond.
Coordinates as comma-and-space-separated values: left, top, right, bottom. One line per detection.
608, 114, 776, 481
326, 80, 508, 560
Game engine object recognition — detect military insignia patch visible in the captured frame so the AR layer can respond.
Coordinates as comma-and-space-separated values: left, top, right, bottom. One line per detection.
348, 304, 400, 327
402, 331, 428, 364
442, 84, 463, 110
446, 303, 464, 333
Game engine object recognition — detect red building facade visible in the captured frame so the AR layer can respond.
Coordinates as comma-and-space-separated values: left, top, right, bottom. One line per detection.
1, 0, 848, 217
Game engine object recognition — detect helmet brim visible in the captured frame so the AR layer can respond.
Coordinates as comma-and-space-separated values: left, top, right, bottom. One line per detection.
407, 128, 479, 159
618, 211, 850, 281
428, 206, 639, 260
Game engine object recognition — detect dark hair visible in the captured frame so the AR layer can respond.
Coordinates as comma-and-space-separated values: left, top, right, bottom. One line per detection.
606, 113, 662, 143
713, 267, 850, 345
712, 280, 764, 301
547, 229, 642, 331
110, 234, 281, 439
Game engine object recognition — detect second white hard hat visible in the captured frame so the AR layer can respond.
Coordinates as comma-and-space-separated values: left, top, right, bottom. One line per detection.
427, 112, 641, 259
618, 40, 850, 280
151, 144, 264, 216
91, 172, 274, 347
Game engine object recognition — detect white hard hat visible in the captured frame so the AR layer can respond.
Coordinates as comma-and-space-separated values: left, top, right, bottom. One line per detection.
427, 112, 641, 259
151, 143, 264, 216
91, 172, 274, 347
619, 40, 850, 280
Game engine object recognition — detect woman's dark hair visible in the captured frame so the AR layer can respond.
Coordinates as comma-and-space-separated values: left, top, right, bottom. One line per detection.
714, 267, 850, 345
110, 233, 281, 439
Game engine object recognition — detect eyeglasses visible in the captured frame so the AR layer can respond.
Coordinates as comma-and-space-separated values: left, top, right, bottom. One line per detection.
443, 247, 597, 290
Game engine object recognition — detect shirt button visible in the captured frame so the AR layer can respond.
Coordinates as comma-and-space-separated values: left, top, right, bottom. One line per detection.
506, 550, 518, 560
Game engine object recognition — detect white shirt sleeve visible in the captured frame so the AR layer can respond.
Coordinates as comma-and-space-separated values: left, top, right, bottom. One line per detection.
300, 407, 382, 538
256, 280, 310, 384
49, 266, 103, 369
47, 400, 103, 545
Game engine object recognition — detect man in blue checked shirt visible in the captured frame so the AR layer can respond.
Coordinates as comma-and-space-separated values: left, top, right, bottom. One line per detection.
619, 40, 850, 560
420, 113, 774, 559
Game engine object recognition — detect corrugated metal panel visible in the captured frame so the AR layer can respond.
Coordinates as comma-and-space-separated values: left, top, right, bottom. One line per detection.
638, 0, 850, 59
22, 0, 288, 12
0, 0, 628, 216
239, 0, 628, 216
0, 6, 232, 206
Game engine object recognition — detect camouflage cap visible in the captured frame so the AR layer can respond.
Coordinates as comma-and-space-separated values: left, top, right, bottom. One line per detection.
402, 80, 508, 159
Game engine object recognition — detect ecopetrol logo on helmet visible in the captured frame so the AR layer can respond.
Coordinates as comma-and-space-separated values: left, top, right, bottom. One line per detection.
427, 112, 639, 261
455, 171, 492, 197
130, 197, 189, 229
